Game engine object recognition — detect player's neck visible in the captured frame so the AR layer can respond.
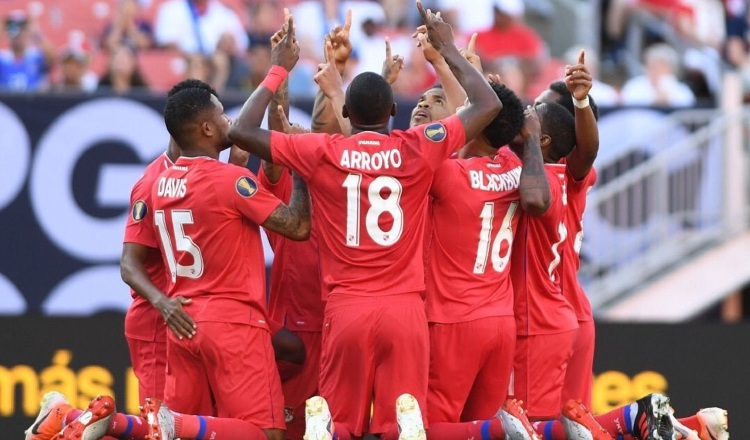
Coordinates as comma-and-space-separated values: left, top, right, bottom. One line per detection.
179, 146, 219, 160
350, 123, 389, 135
460, 138, 495, 159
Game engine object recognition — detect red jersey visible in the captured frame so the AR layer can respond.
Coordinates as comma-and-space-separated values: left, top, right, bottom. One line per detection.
511, 163, 577, 335
123, 152, 173, 342
258, 166, 325, 331
426, 149, 523, 323
560, 165, 597, 322
151, 156, 281, 327
270, 115, 466, 298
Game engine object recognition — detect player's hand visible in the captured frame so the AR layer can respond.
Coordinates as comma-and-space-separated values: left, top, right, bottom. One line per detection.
381, 37, 405, 84
156, 296, 197, 339
327, 9, 352, 74
413, 26, 443, 64
228, 145, 250, 167
521, 105, 541, 140
271, 13, 299, 72
314, 40, 344, 98
487, 73, 504, 85
564, 49, 592, 101
269, 9, 291, 49
460, 33, 482, 72
416, 0, 454, 53
277, 105, 310, 134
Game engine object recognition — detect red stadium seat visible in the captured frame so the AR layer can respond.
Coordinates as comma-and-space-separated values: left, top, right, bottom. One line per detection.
137, 49, 185, 92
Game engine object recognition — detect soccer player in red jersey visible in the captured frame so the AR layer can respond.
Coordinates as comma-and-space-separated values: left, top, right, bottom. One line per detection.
425, 82, 546, 424
152, 49, 310, 440
507, 100, 579, 422
119, 79, 214, 408
227, 2, 501, 437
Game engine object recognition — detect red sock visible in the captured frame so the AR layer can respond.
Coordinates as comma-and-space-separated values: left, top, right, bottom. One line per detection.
428, 419, 506, 440
532, 420, 567, 440
677, 415, 701, 433
174, 413, 267, 440
381, 424, 400, 440
107, 413, 150, 439
333, 425, 352, 440
594, 405, 636, 437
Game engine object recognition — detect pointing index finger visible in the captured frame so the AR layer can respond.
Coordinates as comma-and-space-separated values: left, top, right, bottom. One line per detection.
285, 15, 295, 44
417, 0, 428, 22
468, 32, 477, 52
385, 36, 392, 59
343, 9, 352, 32
578, 49, 585, 65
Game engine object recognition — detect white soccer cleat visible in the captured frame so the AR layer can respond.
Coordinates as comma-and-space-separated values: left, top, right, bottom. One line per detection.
396, 393, 426, 440
25, 391, 70, 440
498, 399, 540, 440
142, 398, 175, 440
696, 408, 728, 440
304, 396, 334, 440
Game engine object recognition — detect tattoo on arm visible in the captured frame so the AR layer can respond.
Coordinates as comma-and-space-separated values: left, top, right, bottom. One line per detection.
262, 173, 311, 240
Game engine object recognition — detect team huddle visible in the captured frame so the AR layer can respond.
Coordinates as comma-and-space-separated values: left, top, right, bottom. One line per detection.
23, 2, 728, 440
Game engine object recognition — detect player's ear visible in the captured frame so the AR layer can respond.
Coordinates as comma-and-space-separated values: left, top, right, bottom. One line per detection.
390, 102, 397, 117
342, 104, 349, 119
539, 134, 552, 149
201, 121, 213, 137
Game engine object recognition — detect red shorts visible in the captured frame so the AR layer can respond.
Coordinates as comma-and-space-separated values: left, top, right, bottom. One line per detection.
428, 316, 515, 423
283, 330, 322, 440
512, 330, 576, 420
164, 322, 285, 429
562, 320, 595, 408
126, 337, 167, 404
319, 294, 429, 436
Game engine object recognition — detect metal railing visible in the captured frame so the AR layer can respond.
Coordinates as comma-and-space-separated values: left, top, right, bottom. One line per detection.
580, 107, 750, 310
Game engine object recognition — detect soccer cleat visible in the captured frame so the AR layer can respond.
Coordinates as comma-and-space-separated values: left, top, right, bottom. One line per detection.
58, 395, 115, 440
633, 393, 674, 440
696, 408, 729, 440
304, 396, 334, 440
561, 400, 614, 440
395, 393, 426, 440
497, 399, 540, 440
25, 391, 74, 440
142, 398, 176, 440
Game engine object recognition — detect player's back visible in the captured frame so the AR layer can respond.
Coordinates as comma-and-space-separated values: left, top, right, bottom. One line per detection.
270, 115, 466, 298
426, 149, 523, 323
151, 156, 276, 327
511, 163, 577, 335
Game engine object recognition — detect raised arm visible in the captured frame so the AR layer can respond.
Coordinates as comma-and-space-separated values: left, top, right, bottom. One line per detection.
518, 105, 551, 216
311, 10, 352, 135
263, 25, 293, 183
120, 243, 196, 339
564, 50, 599, 181
228, 15, 299, 162
261, 172, 311, 240
417, 0, 500, 140
413, 27, 466, 113
314, 40, 351, 135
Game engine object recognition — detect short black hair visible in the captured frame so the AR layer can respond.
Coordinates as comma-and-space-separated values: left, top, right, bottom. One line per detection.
538, 101, 576, 161
345, 72, 393, 124
483, 81, 525, 149
164, 87, 216, 147
167, 78, 218, 98
548, 81, 600, 120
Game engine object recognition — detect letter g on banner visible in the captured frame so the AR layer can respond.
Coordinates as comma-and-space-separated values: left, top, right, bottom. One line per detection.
30, 98, 167, 261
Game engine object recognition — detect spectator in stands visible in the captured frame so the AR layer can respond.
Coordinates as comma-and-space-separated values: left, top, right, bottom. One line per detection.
212, 32, 251, 92
97, 44, 148, 94
54, 48, 98, 93
563, 46, 620, 106
0, 10, 53, 92
102, 0, 154, 53
620, 42, 696, 107
474, 0, 546, 88
723, 0, 750, 93
154, 0, 248, 56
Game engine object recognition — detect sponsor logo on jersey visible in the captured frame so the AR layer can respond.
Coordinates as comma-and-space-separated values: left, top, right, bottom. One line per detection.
424, 122, 446, 142
132, 200, 147, 221
236, 176, 257, 198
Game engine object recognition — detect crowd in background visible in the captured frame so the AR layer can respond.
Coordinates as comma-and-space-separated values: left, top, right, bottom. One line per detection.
0, 0, 748, 106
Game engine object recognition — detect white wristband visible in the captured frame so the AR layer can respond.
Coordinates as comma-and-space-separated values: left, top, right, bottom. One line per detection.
572, 95, 590, 109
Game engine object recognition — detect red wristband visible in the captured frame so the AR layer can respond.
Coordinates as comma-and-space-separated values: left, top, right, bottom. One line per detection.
259, 65, 289, 94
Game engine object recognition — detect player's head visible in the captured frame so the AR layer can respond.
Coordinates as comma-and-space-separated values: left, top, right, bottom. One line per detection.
482, 81, 525, 149
167, 78, 218, 98
343, 72, 396, 128
410, 84, 451, 127
535, 81, 600, 120
536, 101, 576, 162
164, 87, 231, 153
